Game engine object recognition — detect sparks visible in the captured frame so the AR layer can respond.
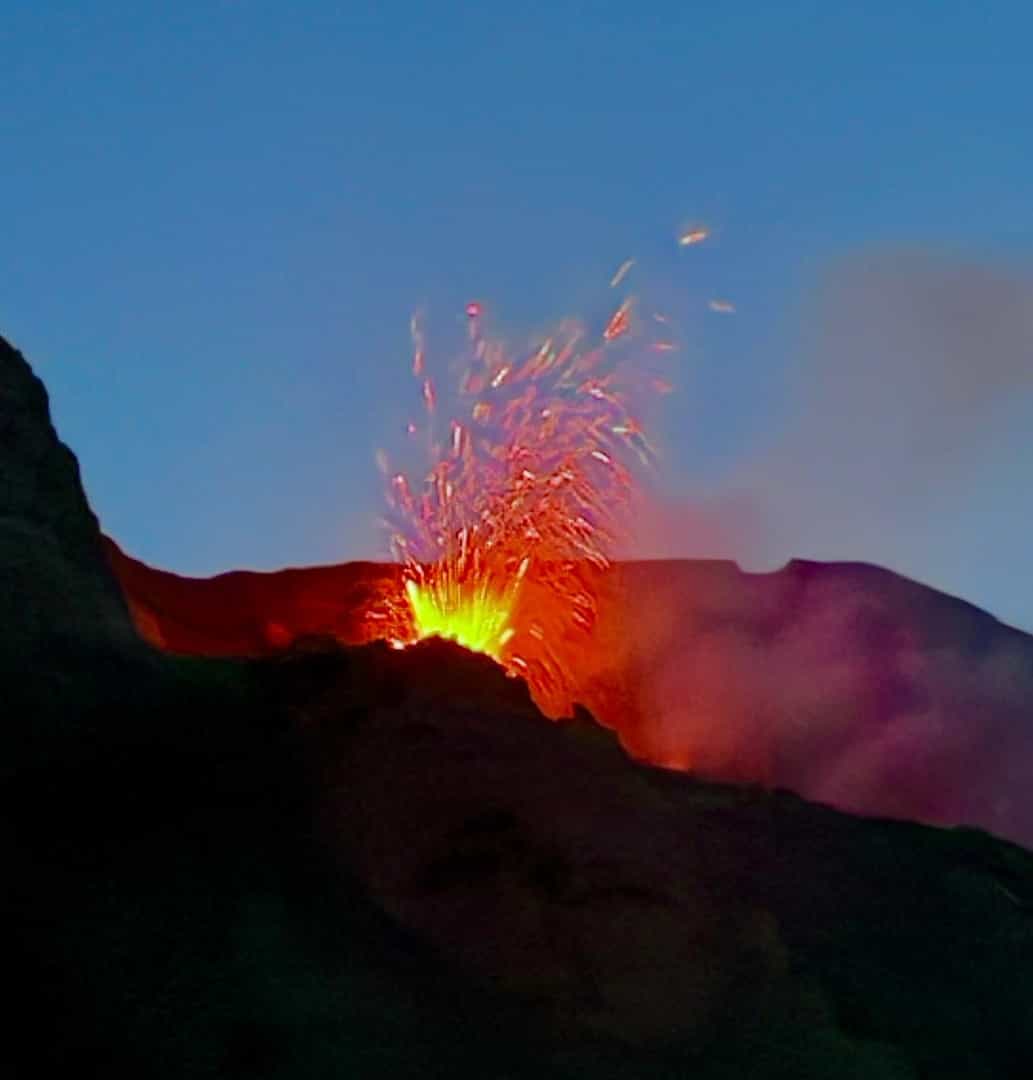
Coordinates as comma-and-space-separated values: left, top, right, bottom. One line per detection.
708, 298, 736, 314
678, 226, 709, 247
422, 377, 437, 412
382, 294, 671, 714
610, 258, 635, 288
603, 300, 632, 342
404, 574, 516, 658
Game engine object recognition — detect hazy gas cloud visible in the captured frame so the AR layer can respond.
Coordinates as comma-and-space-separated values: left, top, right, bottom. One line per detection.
639, 250, 1033, 628
774, 251, 1032, 530
606, 556, 1033, 849
614, 252, 1033, 843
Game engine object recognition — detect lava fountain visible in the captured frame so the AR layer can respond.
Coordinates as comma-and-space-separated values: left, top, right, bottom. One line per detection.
380, 288, 674, 715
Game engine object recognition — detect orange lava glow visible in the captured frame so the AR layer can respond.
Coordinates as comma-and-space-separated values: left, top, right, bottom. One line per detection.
380, 292, 672, 715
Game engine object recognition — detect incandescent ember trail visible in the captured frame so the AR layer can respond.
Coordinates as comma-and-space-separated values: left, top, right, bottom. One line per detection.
378, 278, 675, 714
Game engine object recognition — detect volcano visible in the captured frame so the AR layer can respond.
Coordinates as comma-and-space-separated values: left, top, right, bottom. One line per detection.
104, 534, 1033, 851
4, 331, 1033, 1078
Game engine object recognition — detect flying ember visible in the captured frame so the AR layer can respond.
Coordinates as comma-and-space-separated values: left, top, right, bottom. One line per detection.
678, 226, 709, 247
380, 290, 672, 713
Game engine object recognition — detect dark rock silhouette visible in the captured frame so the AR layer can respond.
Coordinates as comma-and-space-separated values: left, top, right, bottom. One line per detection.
0, 335, 146, 770
0, 336, 136, 658
4, 332, 1033, 1077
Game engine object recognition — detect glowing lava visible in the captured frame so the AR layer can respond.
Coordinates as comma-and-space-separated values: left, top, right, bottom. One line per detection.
403, 555, 526, 658
380, 278, 672, 712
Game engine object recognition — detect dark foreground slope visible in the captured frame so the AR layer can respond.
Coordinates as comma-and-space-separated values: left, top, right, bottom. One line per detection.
4, 333, 1033, 1078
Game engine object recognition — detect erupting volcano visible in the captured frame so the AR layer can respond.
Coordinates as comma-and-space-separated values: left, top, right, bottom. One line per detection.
5, 300, 1033, 1078
9, 2, 1033, 1072
381, 290, 671, 714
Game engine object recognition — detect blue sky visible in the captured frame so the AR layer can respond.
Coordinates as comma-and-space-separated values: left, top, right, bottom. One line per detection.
3, 3, 1032, 626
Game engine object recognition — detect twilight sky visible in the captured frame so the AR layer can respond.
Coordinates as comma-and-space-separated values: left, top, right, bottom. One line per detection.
3, 3, 1032, 628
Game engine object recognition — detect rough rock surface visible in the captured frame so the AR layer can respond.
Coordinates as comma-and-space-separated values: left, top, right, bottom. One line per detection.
0, 335, 143, 767
0, 335, 134, 654
5, 334, 1033, 1077
293, 636, 1033, 1074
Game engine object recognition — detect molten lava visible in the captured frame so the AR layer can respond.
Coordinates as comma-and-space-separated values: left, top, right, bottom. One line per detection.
403, 557, 526, 659
381, 284, 672, 713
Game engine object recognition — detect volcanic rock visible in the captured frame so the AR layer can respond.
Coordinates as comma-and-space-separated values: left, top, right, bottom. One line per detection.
105, 533, 1033, 850
0, 335, 147, 768
0, 335, 135, 652
103, 534, 405, 656
4, 333, 1033, 1078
